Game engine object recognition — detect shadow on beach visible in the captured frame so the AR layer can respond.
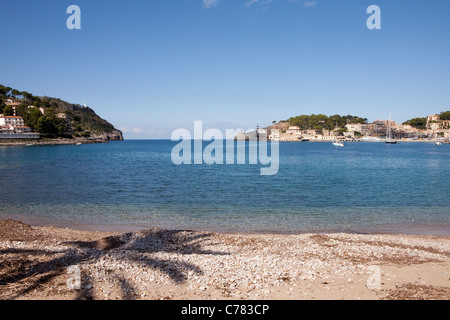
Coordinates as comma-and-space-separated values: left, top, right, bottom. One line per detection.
0, 223, 229, 300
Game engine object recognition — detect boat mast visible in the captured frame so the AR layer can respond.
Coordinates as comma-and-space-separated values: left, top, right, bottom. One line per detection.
388, 112, 392, 140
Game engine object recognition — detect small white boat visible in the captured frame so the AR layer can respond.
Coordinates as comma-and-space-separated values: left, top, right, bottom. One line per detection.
436, 142, 443, 146
332, 141, 344, 147
76, 143, 82, 145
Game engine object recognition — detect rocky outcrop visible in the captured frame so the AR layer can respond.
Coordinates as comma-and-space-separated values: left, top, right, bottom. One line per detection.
90, 129, 124, 141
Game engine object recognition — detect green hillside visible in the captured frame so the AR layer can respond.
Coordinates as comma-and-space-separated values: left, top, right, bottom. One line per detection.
0, 84, 123, 140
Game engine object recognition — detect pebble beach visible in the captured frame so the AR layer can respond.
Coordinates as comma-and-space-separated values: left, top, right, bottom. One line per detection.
0, 219, 449, 300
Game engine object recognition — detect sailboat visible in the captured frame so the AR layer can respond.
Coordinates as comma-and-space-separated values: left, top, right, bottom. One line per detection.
385, 112, 398, 144
332, 121, 344, 147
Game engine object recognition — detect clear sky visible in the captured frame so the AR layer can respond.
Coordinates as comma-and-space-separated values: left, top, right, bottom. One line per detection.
1, 0, 450, 139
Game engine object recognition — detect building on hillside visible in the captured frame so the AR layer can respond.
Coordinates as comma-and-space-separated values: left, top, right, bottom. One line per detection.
393, 123, 418, 139
345, 123, 370, 136
269, 129, 280, 141
57, 112, 72, 131
427, 114, 440, 122
285, 126, 302, 138
368, 121, 388, 137
0, 116, 40, 139
5, 99, 21, 107
4, 99, 23, 116
0, 116, 26, 127
235, 126, 268, 141
426, 114, 450, 130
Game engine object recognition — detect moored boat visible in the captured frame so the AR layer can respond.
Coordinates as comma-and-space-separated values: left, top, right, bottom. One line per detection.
332, 141, 344, 147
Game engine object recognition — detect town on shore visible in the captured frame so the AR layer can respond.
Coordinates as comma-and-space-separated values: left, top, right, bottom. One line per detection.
2, 84, 449, 144
238, 113, 450, 143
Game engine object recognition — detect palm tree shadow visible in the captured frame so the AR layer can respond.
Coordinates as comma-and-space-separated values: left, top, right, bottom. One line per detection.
0, 228, 229, 300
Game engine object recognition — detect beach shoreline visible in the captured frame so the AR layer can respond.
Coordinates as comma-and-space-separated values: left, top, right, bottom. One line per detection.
2, 212, 450, 237
0, 138, 109, 147
1, 219, 449, 300
0, 139, 448, 147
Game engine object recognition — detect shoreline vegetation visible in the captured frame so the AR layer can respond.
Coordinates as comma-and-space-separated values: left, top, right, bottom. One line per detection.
262, 112, 450, 142
0, 84, 123, 143
2, 84, 449, 145
0, 219, 449, 300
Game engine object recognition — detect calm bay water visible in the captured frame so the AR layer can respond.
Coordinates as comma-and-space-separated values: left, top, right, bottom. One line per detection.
0, 140, 449, 235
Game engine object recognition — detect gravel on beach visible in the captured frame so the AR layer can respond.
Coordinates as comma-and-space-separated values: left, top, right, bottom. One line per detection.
0, 219, 449, 300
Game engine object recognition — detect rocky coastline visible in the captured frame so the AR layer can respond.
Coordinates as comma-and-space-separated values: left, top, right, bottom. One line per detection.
0, 130, 123, 146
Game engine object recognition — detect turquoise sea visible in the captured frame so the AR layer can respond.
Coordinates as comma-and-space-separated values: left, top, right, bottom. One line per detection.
0, 140, 449, 235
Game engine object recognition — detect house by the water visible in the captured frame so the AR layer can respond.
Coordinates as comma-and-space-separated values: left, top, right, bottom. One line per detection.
0, 116, 40, 139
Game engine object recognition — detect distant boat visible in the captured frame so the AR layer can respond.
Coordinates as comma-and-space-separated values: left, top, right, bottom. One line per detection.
332, 141, 344, 147
385, 112, 399, 144
436, 142, 443, 146
76, 142, 82, 145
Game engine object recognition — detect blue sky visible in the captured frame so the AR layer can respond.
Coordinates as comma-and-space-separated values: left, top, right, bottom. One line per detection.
1, 0, 450, 139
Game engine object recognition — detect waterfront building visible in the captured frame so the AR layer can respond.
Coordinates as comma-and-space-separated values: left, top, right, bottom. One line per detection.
0, 116, 40, 139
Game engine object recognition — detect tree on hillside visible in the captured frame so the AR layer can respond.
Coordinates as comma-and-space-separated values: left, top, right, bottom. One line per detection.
36, 116, 59, 134
403, 117, 427, 130
2, 86, 12, 96
345, 115, 368, 124
21, 91, 33, 101
0, 85, 8, 96
25, 107, 44, 131
14, 105, 43, 131
2, 105, 14, 116
440, 111, 450, 120
314, 125, 323, 132
36, 111, 69, 135
15, 104, 29, 118
289, 114, 366, 131
11, 89, 21, 97
0, 97, 5, 113
41, 100, 51, 109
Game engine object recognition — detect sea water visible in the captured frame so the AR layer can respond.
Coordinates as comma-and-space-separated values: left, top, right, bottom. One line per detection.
0, 140, 448, 235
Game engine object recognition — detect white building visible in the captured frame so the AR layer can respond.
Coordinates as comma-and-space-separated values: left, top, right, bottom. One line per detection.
286, 126, 300, 133
0, 116, 40, 139
345, 123, 370, 136
0, 116, 25, 127
269, 129, 280, 140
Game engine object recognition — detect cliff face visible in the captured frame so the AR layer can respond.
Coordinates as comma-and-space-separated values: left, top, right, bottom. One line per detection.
90, 129, 124, 141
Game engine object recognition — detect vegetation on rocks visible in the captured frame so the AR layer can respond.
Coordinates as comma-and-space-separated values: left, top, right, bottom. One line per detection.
0, 84, 123, 140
